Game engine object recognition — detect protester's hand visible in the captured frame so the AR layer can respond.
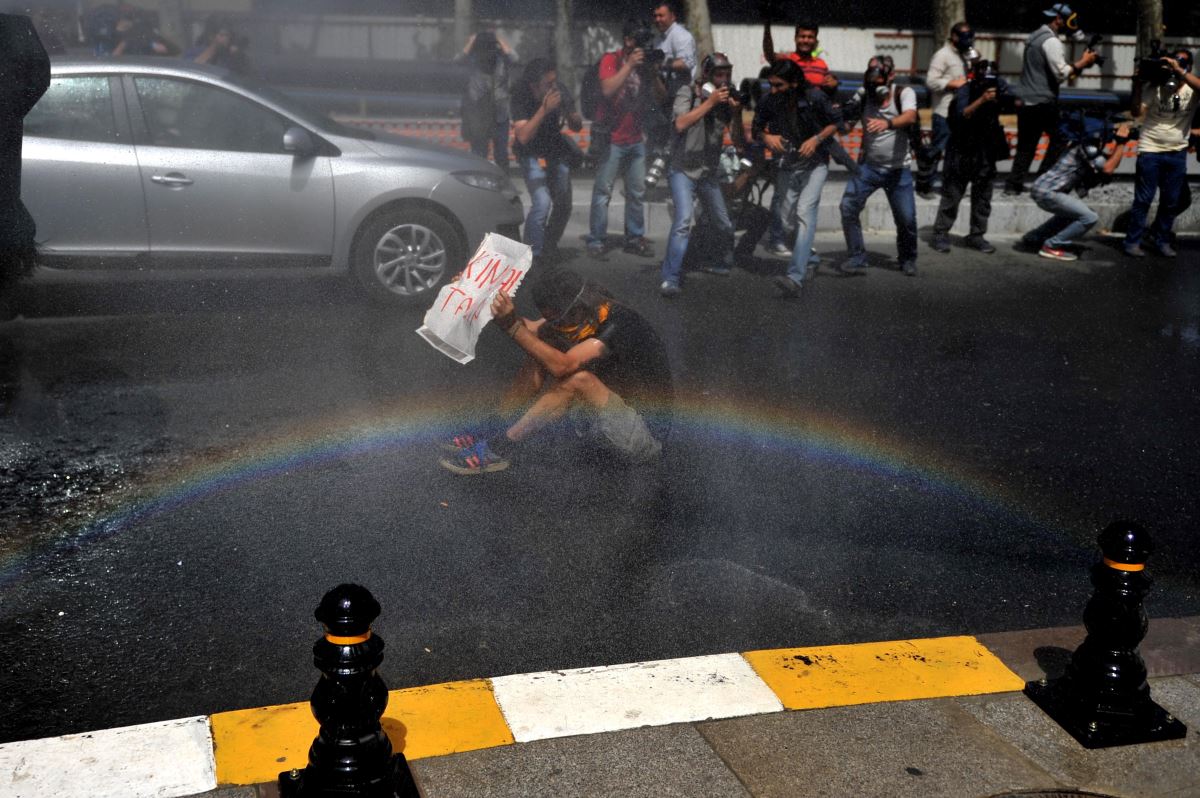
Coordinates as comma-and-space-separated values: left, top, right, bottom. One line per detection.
865, 117, 889, 133
543, 88, 562, 112
491, 291, 519, 333
727, 90, 742, 111
763, 133, 786, 154
449, 270, 464, 283
799, 136, 819, 158
1162, 56, 1184, 76
1115, 122, 1131, 139
628, 48, 645, 68
981, 87, 998, 103
1079, 50, 1098, 68
709, 86, 731, 106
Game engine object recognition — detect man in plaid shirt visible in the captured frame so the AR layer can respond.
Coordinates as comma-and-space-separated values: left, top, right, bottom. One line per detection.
1020, 122, 1131, 261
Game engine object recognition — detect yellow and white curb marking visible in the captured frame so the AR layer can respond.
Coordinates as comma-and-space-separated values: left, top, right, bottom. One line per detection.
0, 635, 1024, 798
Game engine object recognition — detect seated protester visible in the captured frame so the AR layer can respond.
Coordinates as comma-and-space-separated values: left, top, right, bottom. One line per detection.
659, 53, 747, 296
931, 58, 1017, 255
1125, 49, 1200, 258
511, 58, 584, 265
762, 19, 838, 96
753, 59, 841, 298
439, 268, 674, 475
1020, 122, 1132, 261
838, 55, 920, 276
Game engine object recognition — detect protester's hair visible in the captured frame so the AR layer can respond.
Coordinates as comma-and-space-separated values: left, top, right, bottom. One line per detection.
198, 14, 233, 46
532, 268, 612, 323
623, 17, 646, 38
950, 21, 970, 37
794, 21, 819, 35
768, 59, 804, 86
653, 1, 679, 17
519, 57, 555, 90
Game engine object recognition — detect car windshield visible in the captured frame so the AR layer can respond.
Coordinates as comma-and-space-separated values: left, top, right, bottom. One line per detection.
226, 73, 375, 140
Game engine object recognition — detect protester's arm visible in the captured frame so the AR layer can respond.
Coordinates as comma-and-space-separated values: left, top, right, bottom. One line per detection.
600, 51, 640, 98
1102, 123, 1132, 174
762, 21, 777, 62
491, 293, 605, 377
864, 88, 917, 132
963, 86, 997, 119
1164, 57, 1200, 92
513, 89, 560, 145
675, 85, 719, 133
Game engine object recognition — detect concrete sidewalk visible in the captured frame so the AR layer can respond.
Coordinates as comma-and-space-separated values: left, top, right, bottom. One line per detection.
197, 619, 1200, 798
539, 174, 1200, 241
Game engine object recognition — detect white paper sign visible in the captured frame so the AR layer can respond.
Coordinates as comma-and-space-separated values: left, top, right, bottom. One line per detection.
416, 233, 532, 364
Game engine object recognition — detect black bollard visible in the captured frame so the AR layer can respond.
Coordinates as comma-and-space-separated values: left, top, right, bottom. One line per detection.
278, 584, 420, 797
1024, 521, 1188, 748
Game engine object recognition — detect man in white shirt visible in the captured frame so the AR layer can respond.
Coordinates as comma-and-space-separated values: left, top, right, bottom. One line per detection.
1004, 4, 1098, 195
652, 2, 697, 83
1125, 49, 1200, 258
924, 22, 973, 195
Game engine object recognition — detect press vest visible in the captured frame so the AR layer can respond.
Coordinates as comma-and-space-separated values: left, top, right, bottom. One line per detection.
1020, 26, 1060, 106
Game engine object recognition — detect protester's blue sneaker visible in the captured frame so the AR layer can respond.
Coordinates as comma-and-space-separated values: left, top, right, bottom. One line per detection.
439, 432, 480, 453
439, 441, 510, 475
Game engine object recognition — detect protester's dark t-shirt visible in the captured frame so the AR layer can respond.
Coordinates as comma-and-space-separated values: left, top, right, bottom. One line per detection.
753, 87, 840, 164
578, 304, 674, 433
510, 82, 576, 159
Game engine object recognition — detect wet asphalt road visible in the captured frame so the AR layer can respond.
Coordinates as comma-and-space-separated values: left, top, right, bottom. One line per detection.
0, 233, 1197, 744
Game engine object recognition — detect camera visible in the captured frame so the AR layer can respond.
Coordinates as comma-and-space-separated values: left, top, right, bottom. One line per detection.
972, 59, 1000, 90
1138, 40, 1180, 88
629, 29, 667, 68
1081, 32, 1107, 68
738, 140, 766, 171
645, 145, 671, 189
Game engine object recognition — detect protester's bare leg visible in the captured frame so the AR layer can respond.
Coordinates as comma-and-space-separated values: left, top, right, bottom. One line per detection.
506, 371, 611, 442
498, 357, 545, 417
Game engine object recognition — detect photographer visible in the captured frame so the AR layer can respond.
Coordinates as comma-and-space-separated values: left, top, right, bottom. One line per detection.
185, 15, 251, 75
586, 19, 666, 260
1004, 4, 1099, 195
931, 58, 1016, 255
753, 60, 840, 298
838, 56, 920, 277
652, 2, 697, 84
1125, 48, 1199, 258
924, 22, 975, 196
511, 58, 584, 266
659, 53, 746, 297
456, 28, 518, 172
1019, 120, 1132, 261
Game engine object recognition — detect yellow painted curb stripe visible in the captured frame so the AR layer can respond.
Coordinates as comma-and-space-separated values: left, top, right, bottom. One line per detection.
211, 679, 513, 786
742, 635, 1025, 710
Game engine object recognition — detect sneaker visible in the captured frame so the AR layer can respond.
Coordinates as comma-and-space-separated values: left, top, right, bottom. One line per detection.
931, 234, 951, 253
1002, 184, 1023, 197
439, 441, 510, 475
1038, 244, 1078, 262
439, 432, 480, 453
1151, 241, 1177, 258
836, 260, 868, 276
965, 236, 996, 254
765, 242, 793, 258
586, 241, 606, 258
622, 237, 654, 257
703, 264, 732, 276
772, 274, 802, 298
1124, 244, 1147, 258
901, 260, 918, 276
660, 280, 681, 297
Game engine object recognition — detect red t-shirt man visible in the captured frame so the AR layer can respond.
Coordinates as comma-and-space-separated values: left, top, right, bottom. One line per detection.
779, 52, 830, 88
595, 50, 645, 146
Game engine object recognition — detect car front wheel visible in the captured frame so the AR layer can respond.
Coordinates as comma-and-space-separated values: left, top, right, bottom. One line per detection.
352, 207, 462, 303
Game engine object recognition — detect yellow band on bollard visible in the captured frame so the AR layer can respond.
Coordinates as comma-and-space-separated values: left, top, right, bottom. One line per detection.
325, 631, 372, 645
1103, 558, 1145, 572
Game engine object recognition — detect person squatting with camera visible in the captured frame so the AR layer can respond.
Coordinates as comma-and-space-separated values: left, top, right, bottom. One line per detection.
658, 53, 747, 297
752, 60, 841, 298
930, 56, 1017, 255
1005, 3, 1101, 195
510, 58, 584, 267
438, 268, 673, 475
1019, 120, 1132, 261
838, 55, 920, 277
924, 22, 976, 197
585, 19, 667, 260
1124, 47, 1200, 259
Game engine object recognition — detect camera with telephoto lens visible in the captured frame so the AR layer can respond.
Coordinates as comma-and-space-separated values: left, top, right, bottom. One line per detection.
739, 140, 767, 170
1138, 40, 1180, 88
629, 28, 667, 68
1081, 32, 1107, 68
645, 145, 671, 189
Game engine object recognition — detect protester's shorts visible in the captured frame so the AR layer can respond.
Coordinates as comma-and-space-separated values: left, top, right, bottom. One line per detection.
590, 393, 662, 464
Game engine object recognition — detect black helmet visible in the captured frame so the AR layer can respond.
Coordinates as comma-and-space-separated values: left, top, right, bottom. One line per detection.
701, 52, 733, 80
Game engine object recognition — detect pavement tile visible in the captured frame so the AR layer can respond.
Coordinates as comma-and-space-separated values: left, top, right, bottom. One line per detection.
410, 724, 750, 798
696, 698, 1059, 798
956, 675, 1200, 797
979, 616, 1200, 683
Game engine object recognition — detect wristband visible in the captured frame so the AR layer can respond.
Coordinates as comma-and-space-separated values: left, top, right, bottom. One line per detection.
886, 117, 893, 130
506, 318, 523, 337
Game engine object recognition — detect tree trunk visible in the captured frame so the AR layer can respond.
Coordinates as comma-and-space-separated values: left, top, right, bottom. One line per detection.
454, 0, 473, 52
554, 0, 575, 96
932, 0, 966, 49
686, 0, 714, 61
1135, 0, 1163, 57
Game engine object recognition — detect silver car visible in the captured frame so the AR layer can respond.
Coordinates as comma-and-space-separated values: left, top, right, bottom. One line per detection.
21, 58, 523, 302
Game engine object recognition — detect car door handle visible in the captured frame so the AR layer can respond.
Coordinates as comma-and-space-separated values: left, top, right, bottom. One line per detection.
150, 173, 194, 187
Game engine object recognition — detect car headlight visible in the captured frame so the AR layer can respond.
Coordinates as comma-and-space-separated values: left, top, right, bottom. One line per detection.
453, 171, 514, 194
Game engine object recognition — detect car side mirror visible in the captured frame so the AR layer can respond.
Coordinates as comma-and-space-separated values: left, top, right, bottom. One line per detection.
283, 126, 316, 156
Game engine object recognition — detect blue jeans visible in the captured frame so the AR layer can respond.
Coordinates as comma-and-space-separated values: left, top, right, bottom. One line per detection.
520, 155, 572, 257
660, 170, 733, 286
1025, 190, 1098, 248
1126, 150, 1188, 247
928, 113, 951, 190
587, 141, 646, 246
784, 161, 829, 283
840, 163, 918, 267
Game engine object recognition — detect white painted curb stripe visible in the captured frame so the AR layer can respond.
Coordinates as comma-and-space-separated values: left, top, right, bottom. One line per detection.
0, 716, 217, 798
490, 653, 784, 743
